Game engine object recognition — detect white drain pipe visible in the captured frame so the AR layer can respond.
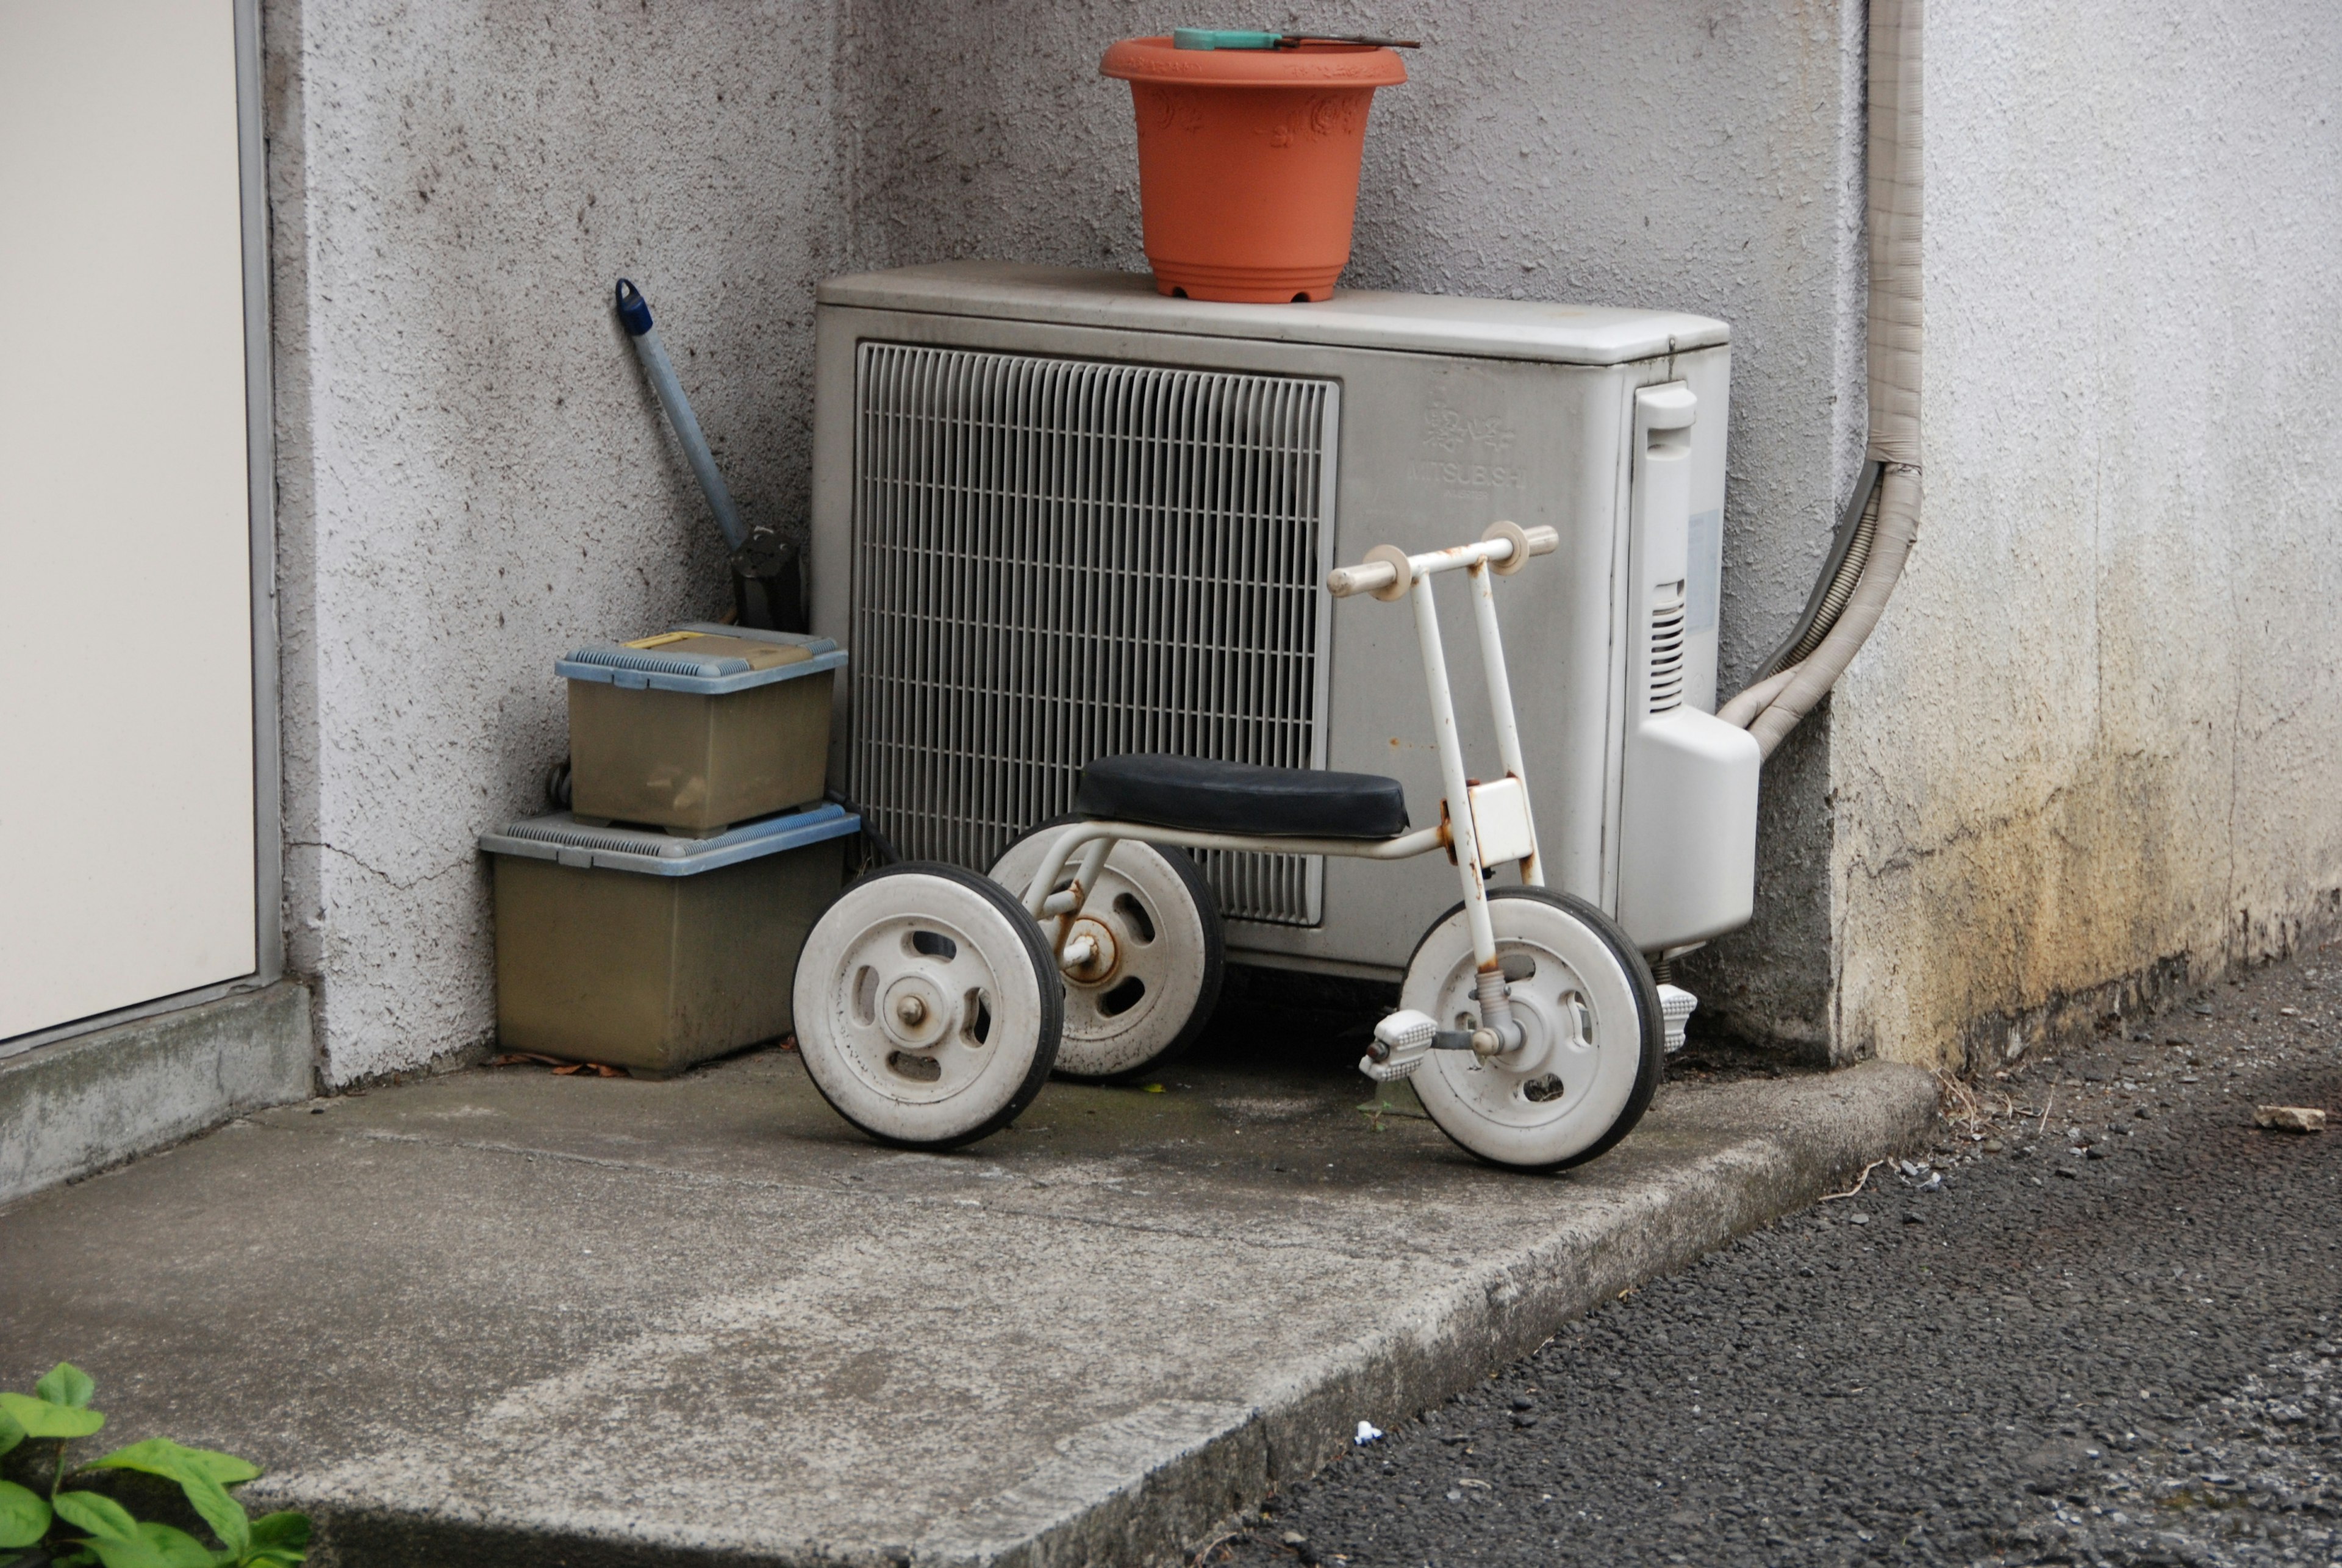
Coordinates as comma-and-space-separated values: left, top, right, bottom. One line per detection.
1721, 0, 1922, 755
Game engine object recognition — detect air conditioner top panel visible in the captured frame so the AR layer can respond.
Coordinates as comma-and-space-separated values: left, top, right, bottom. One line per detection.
817, 262, 1728, 367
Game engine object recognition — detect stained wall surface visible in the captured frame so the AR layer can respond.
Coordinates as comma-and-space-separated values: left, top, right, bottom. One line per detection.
267, 0, 847, 1082
1830, 2, 2342, 1067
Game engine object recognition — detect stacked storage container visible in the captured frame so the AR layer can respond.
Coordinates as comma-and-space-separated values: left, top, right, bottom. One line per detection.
479, 625, 854, 1076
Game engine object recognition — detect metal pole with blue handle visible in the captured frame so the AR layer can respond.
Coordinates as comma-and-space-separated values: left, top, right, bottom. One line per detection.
614, 278, 748, 554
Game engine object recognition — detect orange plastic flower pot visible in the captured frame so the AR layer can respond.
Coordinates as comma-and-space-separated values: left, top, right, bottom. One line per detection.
1101, 37, 1407, 303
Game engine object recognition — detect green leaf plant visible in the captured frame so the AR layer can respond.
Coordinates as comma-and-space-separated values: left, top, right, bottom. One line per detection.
0, 1366, 307, 1568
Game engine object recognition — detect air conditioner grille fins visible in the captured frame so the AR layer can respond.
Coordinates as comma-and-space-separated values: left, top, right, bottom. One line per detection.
848, 343, 1336, 926
1649, 584, 1687, 714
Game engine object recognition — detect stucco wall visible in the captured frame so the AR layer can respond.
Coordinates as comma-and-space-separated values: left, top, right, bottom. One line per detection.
268, 0, 846, 1083
847, 0, 1872, 1051
267, 0, 2340, 1083
1832, 1, 2342, 1068
268, 0, 1871, 1081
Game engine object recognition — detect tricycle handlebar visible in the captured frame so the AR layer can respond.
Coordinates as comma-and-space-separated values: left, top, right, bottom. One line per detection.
1327, 523, 1559, 600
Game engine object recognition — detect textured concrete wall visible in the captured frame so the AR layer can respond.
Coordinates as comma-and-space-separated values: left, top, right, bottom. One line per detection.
1831, 2, 2342, 1068
267, 0, 846, 1082
268, 0, 1869, 1081
267, 0, 2342, 1083
846, 0, 1871, 1050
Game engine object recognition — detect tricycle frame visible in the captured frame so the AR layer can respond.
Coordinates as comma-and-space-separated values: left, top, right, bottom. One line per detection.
1017, 521, 1559, 1056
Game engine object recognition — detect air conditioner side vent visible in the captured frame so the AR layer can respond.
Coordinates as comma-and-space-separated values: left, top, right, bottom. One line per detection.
1649, 583, 1687, 714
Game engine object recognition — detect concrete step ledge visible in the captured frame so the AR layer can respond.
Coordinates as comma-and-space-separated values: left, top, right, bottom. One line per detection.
915, 1064, 1940, 1567
0, 983, 313, 1205
0, 1048, 1934, 1568
267, 1063, 1935, 1567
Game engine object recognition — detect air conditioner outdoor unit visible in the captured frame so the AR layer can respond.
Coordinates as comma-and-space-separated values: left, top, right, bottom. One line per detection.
810, 262, 1758, 980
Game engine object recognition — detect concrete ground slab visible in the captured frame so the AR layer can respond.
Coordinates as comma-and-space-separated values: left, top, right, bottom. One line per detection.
0, 1039, 1934, 1567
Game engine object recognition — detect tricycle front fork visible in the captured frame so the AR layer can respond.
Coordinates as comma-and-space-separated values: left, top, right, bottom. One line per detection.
1023, 833, 1115, 968
1413, 557, 1544, 1056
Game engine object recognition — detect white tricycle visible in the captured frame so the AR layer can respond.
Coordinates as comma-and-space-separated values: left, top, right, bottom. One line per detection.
790, 521, 1666, 1172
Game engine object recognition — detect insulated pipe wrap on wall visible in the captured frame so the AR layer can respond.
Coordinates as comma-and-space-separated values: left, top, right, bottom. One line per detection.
1738, 0, 1922, 757
1866, 0, 1924, 471
1747, 472, 1918, 755
1715, 663, 1799, 731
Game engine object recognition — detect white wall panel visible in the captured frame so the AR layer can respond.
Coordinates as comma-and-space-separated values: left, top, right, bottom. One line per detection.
0, 0, 257, 1038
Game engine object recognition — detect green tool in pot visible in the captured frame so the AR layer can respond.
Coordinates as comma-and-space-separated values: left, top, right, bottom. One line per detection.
1170, 27, 1419, 49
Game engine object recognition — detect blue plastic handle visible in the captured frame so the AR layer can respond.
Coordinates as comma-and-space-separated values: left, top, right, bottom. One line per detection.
614, 278, 654, 337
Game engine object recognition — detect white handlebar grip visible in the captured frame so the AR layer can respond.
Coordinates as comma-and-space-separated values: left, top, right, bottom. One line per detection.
1483, 520, 1532, 576
1524, 524, 1560, 555
1329, 545, 1414, 602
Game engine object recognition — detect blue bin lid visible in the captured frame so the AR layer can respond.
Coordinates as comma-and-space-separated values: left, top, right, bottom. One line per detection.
479, 802, 861, 876
559, 625, 846, 694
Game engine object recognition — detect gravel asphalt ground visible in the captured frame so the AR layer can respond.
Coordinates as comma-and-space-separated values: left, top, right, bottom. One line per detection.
1206, 950, 2342, 1568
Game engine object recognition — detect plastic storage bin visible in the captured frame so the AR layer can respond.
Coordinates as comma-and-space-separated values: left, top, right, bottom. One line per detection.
560, 623, 846, 835
480, 803, 860, 1076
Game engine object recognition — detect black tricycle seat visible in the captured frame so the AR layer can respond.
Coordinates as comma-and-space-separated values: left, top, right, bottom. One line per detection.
1074, 754, 1409, 841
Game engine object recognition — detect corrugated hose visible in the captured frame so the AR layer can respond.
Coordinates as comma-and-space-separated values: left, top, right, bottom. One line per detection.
1720, 0, 1922, 757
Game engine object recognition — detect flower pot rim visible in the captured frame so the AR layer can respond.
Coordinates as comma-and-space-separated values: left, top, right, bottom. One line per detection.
1100, 35, 1408, 88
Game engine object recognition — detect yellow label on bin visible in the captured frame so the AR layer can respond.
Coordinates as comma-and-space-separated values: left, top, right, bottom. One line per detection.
623, 631, 703, 650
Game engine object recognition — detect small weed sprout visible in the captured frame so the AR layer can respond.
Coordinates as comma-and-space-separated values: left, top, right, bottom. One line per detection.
0, 1362, 309, 1567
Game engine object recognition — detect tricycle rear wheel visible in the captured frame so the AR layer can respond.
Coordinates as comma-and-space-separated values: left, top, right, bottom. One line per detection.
792, 862, 1062, 1150
989, 822, 1224, 1083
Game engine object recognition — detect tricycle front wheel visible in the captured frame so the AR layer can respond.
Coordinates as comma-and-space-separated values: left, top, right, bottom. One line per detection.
1401, 888, 1663, 1172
